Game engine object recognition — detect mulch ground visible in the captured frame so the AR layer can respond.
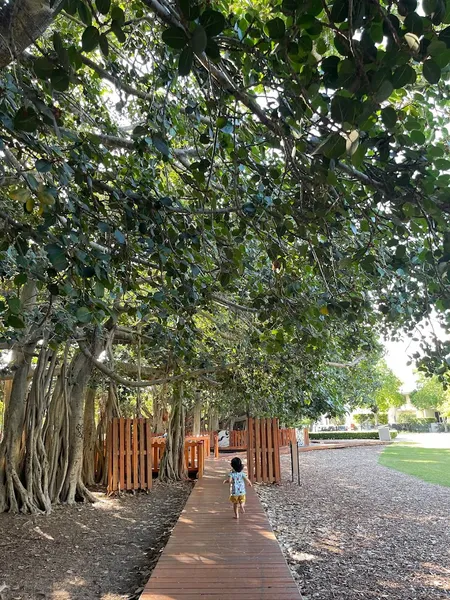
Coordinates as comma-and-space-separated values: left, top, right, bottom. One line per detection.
256, 446, 450, 600
0, 481, 192, 600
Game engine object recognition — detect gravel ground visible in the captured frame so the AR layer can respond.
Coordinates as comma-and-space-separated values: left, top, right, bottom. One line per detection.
0, 481, 192, 600
256, 446, 450, 600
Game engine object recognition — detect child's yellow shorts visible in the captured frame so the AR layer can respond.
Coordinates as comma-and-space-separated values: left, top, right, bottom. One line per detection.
229, 494, 246, 504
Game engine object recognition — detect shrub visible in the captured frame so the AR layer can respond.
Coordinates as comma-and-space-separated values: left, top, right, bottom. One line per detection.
309, 431, 398, 440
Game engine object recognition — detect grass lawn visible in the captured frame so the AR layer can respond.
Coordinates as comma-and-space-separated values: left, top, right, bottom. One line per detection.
379, 445, 450, 488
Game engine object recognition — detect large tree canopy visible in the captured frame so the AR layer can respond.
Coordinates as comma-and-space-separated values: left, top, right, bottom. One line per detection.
1, 0, 450, 512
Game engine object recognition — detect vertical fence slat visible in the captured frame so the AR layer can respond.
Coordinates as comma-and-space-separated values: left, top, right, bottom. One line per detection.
146, 420, 152, 489
112, 418, 119, 492
261, 419, 268, 483
247, 418, 254, 483
139, 418, 145, 489
273, 418, 281, 484
126, 419, 132, 490
133, 420, 139, 489
255, 418, 261, 483
119, 418, 125, 491
107, 421, 113, 493
267, 418, 274, 483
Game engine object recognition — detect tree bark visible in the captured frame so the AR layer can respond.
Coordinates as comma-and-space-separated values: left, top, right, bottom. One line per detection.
59, 342, 100, 504
82, 384, 97, 487
0, 1, 64, 69
158, 381, 186, 482
193, 391, 202, 436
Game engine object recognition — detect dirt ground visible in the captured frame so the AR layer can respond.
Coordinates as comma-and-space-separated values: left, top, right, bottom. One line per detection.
0, 481, 192, 600
257, 446, 450, 600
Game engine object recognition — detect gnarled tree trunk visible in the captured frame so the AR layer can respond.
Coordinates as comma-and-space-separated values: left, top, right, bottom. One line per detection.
82, 383, 97, 487
158, 381, 186, 482
193, 391, 202, 436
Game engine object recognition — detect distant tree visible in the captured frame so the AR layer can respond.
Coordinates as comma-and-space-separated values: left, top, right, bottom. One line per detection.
411, 374, 449, 431
373, 361, 404, 414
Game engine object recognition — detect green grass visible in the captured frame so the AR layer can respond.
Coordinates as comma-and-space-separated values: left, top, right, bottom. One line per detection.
379, 445, 450, 488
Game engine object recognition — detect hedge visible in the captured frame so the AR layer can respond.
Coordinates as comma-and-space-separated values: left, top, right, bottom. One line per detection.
309, 431, 398, 440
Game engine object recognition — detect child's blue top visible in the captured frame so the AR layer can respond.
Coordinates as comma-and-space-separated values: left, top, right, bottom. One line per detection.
229, 471, 246, 496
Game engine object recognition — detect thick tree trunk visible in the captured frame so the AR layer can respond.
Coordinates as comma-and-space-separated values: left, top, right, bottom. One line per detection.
60, 346, 99, 505
158, 382, 186, 482
0, 1, 64, 69
209, 406, 219, 432
193, 392, 202, 436
82, 384, 97, 487
0, 342, 37, 512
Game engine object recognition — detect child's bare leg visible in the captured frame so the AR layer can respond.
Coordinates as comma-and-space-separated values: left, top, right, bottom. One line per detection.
233, 503, 239, 519
240, 501, 245, 513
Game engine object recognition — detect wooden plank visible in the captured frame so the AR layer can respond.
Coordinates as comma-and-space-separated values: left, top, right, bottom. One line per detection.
267, 417, 274, 483
255, 418, 261, 483
261, 418, 268, 483
140, 455, 302, 600
119, 417, 125, 491
107, 421, 113, 494
139, 418, 145, 489
146, 420, 152, 489
247, 418, 254, 483
273, 418, 281, 484
126, 419, 132, 490
112, 418, 118, 492
133, 419, 139, 489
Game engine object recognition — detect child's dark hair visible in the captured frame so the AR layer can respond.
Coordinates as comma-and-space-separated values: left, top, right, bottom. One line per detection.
231, 457, 243, 472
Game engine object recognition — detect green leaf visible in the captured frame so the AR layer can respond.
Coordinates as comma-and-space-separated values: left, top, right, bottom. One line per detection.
114, 229, 126, 244
179, 46, 194, 76
96, 0, 111, 14
76, 306, 92, 323
7, 315, 25, 329
321, 133, 346, 159
33, 57, 54, 79
330, 95, 356, 123
410, 130, 426, 145
8, 297, 21, 314
14, 107, 39, 132
374, 79, 393, 103
381, 106, 397, 128
82, 26, 100, 52
191, 26, 207, 54
153, 135, 170, 157
46, 244, 68, 271
35, 159, 52, 173
179, 0, 200, 21
200, 9, 226, 36
423, 59, 441, 83
404, 12, 424, 36
99, 33, 109, 57
111, 5, 125, 26
77, 1, 92, 25
391, 64, 416, 89
265, 17, 286, 39
51, 69, 70, 91
162, 27, 188, 49
205, 38, 220, 59
111, 21, 126, 43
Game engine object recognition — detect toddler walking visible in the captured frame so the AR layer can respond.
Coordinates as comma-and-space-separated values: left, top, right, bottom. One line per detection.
223, 457, 252, 519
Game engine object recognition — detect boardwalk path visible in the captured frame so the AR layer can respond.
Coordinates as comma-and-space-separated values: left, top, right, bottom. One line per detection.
141, 456, 302, 599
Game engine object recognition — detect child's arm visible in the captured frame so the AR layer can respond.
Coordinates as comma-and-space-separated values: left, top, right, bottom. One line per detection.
223, 474, 231, 484
244, 473, 253, 487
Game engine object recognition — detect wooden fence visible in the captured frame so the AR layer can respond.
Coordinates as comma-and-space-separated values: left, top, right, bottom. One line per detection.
151, 435, 208, 478
107, 418, 152, 494
279, 428, 296, 447
229, 430, 247, 448
247, 417, 281, 484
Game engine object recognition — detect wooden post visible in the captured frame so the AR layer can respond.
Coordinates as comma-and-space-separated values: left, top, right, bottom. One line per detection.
303, 428, 310, 446
214, 432, 219, 459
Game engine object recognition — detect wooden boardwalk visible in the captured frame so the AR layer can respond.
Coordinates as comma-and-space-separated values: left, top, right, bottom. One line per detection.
141, 456, 302, 599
